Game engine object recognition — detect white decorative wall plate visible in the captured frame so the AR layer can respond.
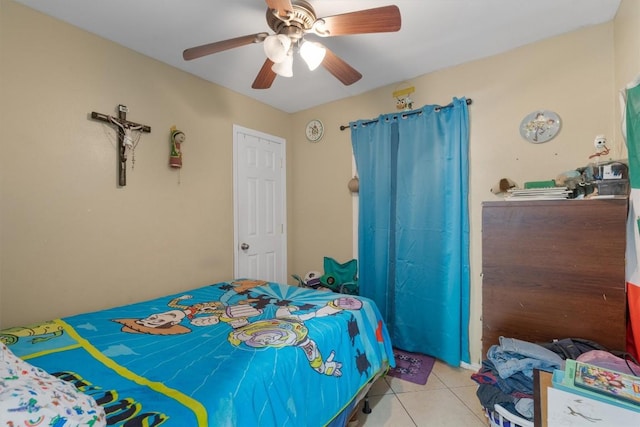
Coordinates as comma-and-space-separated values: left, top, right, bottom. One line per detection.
519, 110, 561, 144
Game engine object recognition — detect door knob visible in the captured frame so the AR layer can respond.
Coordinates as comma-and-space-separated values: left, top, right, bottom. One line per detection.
240, 243, 249, 250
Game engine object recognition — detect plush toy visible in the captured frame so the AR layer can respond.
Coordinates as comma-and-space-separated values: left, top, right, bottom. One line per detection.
169, 126, 185, 168
304, 270, 322, 287
490, 178, 517, 194
555, 170, 581, 188
396, 96, 413, 111
291, 271, 323, 289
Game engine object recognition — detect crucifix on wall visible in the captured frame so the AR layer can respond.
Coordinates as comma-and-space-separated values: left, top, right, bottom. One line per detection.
90, 104, 151, 186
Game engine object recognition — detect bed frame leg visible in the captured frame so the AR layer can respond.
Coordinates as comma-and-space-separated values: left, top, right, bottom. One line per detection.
362, 394, 372, 414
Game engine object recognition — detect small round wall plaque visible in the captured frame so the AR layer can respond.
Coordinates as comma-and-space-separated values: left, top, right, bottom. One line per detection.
519, 110, 561, 144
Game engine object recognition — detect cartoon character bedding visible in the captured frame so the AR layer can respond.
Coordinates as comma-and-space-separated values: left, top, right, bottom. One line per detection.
0, 280, 395, 426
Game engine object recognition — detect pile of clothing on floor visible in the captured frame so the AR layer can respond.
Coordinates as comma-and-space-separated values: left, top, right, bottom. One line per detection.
470, 336, 640, 422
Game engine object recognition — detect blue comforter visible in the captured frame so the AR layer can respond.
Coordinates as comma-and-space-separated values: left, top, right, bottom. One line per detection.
2, 281, 395, 426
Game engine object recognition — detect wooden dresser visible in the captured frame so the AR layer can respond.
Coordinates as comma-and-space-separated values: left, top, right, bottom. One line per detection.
481, 198, 628, 357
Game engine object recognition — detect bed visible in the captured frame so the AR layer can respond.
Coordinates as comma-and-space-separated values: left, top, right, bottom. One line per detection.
0, 280, 395, 426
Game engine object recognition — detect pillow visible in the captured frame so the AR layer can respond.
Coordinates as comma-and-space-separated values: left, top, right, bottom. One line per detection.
319, 257, 359, 294
0, 342, 106, 426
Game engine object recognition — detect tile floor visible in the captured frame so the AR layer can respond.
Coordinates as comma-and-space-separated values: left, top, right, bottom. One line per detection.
353, 360, 489, 427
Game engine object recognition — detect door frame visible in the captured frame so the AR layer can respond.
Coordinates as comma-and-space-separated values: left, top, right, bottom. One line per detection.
232, 124, 287, 282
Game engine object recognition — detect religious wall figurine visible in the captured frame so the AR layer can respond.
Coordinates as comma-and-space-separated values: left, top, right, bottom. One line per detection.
90, 105, 151, 187
169, 126, 185, 168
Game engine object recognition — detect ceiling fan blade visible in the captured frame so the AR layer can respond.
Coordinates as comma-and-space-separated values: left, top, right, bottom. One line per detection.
265, 0, 293, 17
183, 33, 268, 61
314, 5, 401, 37
252, 59, 277, 89
321, 48, 362, 86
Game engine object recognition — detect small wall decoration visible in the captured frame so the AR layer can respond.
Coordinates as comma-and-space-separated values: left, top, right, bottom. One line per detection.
90, 104, 151, 187
305, 119, 324, 142
169, 126, 185, 168
393, 84, 415, 111
519, 110, 561, 144
348, 176, 359, 193
589, 134, 610, 159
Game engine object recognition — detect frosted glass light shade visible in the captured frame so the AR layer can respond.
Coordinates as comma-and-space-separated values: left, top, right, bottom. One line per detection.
263, 34, 291, 63
300, 40, 326, 71
271, 52, 293, 77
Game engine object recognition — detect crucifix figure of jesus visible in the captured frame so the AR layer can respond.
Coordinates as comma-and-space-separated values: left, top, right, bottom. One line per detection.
90, 104, 151, 186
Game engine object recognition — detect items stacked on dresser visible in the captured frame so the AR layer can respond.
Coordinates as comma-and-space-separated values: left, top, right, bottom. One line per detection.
504, 187, 572, 200
491, 160, 630, 201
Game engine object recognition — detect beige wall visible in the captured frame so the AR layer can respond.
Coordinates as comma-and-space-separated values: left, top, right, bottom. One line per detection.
2, 0, 636, 365
0, 0, 292, 325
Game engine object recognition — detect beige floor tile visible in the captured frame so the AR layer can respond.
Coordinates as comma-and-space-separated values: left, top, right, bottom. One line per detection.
431, 359, 477, 388
386, 372, 446, 394
396, 388, 487, 427
449, 385, 487, 423
356, 360, 496, 426
356, 393, 417, 427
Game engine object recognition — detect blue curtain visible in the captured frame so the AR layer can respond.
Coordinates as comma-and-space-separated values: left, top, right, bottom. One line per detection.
350, 98, 470, 365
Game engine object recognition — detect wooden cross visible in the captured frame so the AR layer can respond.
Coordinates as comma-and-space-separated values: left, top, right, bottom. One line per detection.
90, 104, 151, 187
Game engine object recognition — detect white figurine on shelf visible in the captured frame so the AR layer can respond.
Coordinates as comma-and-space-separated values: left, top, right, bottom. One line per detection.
589, 134, 610, 159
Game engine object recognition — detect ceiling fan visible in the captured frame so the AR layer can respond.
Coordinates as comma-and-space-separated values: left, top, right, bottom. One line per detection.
182, 0, 401, 89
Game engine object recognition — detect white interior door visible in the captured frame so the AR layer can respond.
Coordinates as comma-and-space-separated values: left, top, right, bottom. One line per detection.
233, 125, 287, 283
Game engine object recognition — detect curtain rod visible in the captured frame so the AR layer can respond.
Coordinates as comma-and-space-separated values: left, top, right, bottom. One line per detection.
339, 98, 472, 131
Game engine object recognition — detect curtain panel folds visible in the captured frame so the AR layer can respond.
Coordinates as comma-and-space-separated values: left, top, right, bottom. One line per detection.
350, 98, 470, 365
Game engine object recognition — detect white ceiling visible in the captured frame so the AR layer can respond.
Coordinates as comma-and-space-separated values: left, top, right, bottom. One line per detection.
14, 0, 621, 113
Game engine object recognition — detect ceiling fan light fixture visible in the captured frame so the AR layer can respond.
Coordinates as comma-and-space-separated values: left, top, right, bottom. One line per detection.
271, 52, 293, 77
300, 40, 326, 71
184, 3, 401, 89
263, 34, 291, 63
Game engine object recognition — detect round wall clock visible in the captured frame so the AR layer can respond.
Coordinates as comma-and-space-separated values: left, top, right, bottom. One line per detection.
305, 119, 324, 142
519, 110, 561, 144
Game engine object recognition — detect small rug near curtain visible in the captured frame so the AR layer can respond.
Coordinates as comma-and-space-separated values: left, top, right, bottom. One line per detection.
350, 97, 471, 366
386, 348, 436, 385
